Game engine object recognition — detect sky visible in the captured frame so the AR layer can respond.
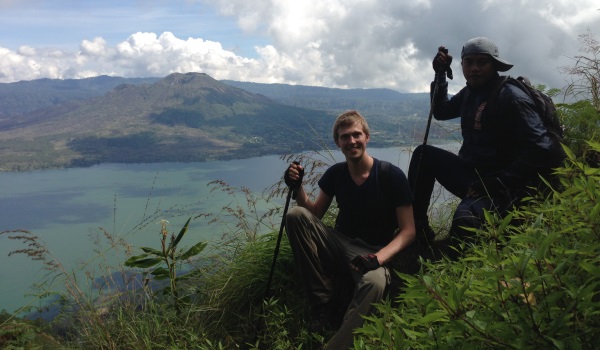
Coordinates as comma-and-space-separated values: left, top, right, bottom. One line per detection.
0, 0, 598, 94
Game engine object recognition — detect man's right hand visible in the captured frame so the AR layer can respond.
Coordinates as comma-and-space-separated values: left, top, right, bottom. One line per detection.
432, 46, 453, 80
432, 46, 451, 71
284, 161, 304, 189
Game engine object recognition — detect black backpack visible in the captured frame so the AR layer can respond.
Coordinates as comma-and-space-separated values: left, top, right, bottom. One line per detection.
488, 76, 564, 140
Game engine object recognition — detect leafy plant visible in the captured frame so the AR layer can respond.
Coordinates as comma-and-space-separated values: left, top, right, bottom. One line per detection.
124, 217, 206, 315
560, 100, 599, 166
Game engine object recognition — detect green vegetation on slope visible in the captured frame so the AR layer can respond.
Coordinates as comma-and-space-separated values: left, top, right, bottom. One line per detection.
355, 143, 600, 349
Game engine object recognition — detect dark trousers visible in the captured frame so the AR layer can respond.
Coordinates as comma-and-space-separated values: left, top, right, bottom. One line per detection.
408, 145, 517, 259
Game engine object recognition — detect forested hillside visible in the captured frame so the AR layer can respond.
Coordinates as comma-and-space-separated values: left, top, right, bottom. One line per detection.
0, 73, 450, 171
0, 76, 160, 117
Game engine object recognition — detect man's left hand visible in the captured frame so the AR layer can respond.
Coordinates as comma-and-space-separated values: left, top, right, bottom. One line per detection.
351, 254, 380, 274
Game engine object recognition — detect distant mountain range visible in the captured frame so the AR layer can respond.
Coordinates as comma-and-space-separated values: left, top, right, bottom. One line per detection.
0, 73, 454, 171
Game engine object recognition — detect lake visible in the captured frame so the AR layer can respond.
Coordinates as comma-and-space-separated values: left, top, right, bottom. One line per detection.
0, 146, 422, 315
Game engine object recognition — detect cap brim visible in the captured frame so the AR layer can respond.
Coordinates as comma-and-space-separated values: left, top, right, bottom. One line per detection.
494, 57, 513, 72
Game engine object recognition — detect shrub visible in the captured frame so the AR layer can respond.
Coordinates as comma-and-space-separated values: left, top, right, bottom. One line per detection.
354, 142, 600, 349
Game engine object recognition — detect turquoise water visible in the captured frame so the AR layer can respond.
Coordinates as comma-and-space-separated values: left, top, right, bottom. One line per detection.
0, 147, 415, 314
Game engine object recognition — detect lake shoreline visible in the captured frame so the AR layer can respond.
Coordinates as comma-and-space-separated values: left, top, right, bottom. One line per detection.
0, 135, 463, 173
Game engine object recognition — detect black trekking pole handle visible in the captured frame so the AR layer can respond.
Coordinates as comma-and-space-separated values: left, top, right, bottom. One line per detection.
422, 48, 451, 147
264, 185, 294, 299
290, 160, 302, 200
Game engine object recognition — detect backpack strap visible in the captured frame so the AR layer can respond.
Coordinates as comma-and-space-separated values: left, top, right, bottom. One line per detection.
332, 162, 347, 195
378, 160, 394, 210
378, 160, 391, 191
488, 76, 564, 140
517, 76, 532, 86
487, 76, 540, 111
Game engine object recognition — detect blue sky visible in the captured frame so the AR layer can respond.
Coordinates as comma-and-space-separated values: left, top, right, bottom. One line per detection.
0, 0, 599, 93
1, 1, 266, 55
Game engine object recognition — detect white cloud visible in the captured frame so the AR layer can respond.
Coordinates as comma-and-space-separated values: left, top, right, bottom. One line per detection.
0, 0, 598, 93
17, 46, 36, 56
80, 37, 107, 56
198, 0, 600, 92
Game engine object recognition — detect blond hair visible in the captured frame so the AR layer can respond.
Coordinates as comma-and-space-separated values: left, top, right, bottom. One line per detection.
332, 110, 370, 144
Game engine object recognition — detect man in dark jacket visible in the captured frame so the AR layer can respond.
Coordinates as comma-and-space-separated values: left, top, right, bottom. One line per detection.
408, 37, 565, 260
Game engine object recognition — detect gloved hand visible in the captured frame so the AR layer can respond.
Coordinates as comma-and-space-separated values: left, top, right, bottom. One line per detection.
283, 161, 304, 189
432, 46, 453, 82
467, 177, 507, 198
351, 254, 380, 274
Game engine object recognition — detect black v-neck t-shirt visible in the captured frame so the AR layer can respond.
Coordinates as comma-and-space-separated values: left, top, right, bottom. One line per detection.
318, 158, 412, 246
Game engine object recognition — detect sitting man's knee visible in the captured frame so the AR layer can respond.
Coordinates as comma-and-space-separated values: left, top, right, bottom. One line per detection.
286, 206, 310, 223
285, 207, 315, 239
361, 269, 388, 294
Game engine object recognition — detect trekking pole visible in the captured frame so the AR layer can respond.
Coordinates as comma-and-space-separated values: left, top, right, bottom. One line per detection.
264, 186, 293, 299
412, 51, 452, 185
421, 82, 439, 148
411, 60, 452, 259
411, 80, 439, 190
253, 184, 295, 344
421, 48, 452, 148
264, 161, 302, 299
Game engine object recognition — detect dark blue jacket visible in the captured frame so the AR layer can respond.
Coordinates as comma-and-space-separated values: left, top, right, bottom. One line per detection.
431, 74, 564, 190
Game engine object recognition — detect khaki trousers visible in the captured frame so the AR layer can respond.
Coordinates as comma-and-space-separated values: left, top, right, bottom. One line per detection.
285, 206, 390, 350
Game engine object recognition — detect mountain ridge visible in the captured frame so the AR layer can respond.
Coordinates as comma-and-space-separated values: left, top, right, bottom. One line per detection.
0, 73, 445, 171
0, 73, 337, 170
